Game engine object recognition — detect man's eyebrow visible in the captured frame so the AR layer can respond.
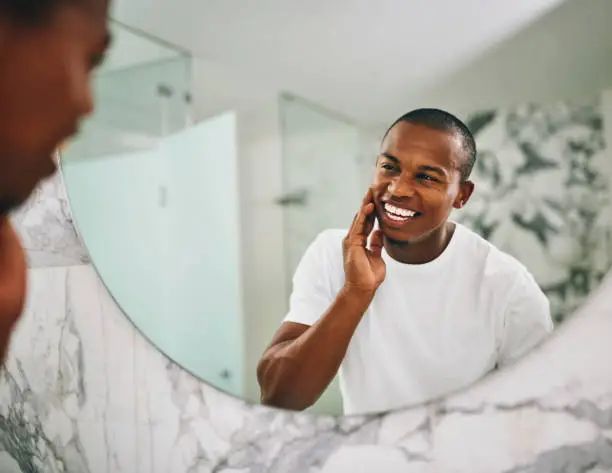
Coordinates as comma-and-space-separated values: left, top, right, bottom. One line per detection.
381, 153, 399, 163
419, 165, 446, 177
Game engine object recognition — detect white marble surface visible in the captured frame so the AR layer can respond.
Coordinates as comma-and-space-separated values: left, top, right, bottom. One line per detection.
10, 173, 90, 268
2, 170, 612, 472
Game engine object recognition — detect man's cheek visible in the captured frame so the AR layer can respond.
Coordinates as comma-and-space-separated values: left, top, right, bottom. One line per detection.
371, 180, 388, 196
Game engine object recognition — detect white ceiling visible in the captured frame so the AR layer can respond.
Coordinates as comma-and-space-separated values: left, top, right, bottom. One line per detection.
112, 0, 568, 125
418, 0, 612, 116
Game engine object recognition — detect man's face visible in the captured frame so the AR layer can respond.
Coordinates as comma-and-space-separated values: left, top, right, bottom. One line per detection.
0, 0, 110, 214
372, 121, 474, 243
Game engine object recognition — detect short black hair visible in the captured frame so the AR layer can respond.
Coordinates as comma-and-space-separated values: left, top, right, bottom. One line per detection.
383, 108, 477, 181
0, 0, 72, 25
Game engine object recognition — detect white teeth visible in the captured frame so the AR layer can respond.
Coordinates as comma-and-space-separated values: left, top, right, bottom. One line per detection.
384, 203, 416, 218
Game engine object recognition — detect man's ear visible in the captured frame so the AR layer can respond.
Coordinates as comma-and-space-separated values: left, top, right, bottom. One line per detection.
453, 180, 474, 209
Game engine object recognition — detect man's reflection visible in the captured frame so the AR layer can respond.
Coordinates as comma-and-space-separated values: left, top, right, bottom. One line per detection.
258, 108, 553, 415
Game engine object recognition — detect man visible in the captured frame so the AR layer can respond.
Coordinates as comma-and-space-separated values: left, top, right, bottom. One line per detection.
0, 0, 111, 362
257, 108, 553, 415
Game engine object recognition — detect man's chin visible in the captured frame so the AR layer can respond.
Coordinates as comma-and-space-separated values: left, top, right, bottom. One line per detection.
382, 219, 453, 246
381, 226, 427, 246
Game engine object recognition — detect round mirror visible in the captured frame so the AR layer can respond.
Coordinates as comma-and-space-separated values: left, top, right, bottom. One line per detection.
62, 11, 612, 417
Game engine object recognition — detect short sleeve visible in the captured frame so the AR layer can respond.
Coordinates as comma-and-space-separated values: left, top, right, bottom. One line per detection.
497, 271, 554, 367
283, 231, 338, 327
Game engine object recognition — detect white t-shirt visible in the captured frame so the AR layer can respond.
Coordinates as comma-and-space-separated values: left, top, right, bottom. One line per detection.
283, 223, 553, 415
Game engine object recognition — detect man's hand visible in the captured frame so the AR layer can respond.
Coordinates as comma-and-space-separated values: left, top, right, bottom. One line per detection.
342, 188, 386, 295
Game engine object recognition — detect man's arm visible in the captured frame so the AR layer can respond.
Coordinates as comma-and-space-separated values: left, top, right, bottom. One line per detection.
257, 288, 373, 410
497, 271, 554, 368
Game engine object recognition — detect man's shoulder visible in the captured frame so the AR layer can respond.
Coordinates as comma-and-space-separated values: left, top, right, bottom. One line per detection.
456, 223, 534, 283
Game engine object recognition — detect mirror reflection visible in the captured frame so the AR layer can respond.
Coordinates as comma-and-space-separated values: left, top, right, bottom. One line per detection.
62, 4, 612, 416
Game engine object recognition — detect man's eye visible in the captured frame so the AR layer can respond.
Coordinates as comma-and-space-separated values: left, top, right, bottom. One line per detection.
417, 173, 436, 182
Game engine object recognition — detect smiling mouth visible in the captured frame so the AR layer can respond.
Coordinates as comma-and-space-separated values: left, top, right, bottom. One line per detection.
382, 202, 422, 223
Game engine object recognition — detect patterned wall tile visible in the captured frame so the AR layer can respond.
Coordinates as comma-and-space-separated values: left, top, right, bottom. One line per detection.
11, 173, 90, 268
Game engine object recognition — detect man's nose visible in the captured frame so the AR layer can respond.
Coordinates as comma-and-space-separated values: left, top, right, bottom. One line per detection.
388, 175, 416, 197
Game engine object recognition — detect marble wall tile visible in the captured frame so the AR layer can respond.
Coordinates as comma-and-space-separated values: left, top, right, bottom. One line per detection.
10, 172, 90, 269
458, 98, 612, 323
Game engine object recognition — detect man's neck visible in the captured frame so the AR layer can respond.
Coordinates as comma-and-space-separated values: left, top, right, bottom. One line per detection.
383, 221, 456, 265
